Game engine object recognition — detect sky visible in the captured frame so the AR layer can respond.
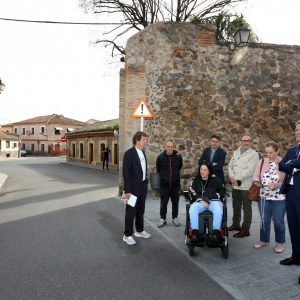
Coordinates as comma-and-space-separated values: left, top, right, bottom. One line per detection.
0, 0, 299, 125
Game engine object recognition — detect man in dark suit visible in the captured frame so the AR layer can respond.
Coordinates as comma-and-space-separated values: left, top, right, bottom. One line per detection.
122, 131, 151, 245
198, 134, 227, 184
279, 120, 300, 266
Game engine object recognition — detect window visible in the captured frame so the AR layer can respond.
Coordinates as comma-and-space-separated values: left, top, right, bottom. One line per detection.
21, 143, 25, 150
54, 127, 63, 135
40, 126, 45, 134
80, 143, 83, 159
31, 144, 34, 151
31, 127, 35, 134
72, 143, 76, 157
22, 128, 25, 135
6, 141, 10, 148
14, 128, 18, 134
13, 142, 17, 148
41, 144, 45, 152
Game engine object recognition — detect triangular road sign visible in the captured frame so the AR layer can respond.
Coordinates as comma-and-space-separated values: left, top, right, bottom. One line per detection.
131, 98, 153, 118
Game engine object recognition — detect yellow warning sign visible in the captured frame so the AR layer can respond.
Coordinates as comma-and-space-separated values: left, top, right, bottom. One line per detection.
131, 98, 153, 118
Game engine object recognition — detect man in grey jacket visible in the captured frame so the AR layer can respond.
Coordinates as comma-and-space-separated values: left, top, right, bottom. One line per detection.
228, 134, 259, 238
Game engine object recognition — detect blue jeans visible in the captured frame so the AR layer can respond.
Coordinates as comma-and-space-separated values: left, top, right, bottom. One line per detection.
258, 198, 286, 243
189, 200, 223, 230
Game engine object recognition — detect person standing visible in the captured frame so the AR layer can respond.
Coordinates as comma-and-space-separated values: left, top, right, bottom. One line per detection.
228, 134, 259, 238
198, 134, 227, 184
156, 140, 183, 228
252, 142, 286, 253
102, 147, 110, 170
278, 120, 300, 265
122, 131, 151, 245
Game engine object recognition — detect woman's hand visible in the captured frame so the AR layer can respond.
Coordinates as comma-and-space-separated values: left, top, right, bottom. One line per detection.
200, 200, 209, 208
266, 182, 277, 190
253, 181, 262, 187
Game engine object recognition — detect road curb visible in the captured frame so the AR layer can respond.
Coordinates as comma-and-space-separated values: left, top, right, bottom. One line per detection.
0, 173, 8, 189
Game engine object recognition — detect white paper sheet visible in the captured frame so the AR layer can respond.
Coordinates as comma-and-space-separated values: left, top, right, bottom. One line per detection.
127, 194, 137, 207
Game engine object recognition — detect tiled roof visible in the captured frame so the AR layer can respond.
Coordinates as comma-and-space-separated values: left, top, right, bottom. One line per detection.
3, 114, 87, 126
67, 119, 119, 134
0, 131, 19, 140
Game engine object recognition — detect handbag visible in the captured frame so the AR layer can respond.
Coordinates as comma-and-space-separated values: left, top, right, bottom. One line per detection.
248, 159, 264, 202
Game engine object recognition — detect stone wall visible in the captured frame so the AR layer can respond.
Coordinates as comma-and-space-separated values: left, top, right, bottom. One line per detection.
119, 22, 300, 189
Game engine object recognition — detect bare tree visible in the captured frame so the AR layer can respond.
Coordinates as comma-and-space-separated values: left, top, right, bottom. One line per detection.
80, 0, 246, 57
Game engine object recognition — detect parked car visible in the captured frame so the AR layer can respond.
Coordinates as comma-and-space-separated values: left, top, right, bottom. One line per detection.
20, 150, 27, 157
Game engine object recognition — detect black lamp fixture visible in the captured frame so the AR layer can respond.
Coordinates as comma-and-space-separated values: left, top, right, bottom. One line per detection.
233, 27, 251, 47
0, 78, 5, 93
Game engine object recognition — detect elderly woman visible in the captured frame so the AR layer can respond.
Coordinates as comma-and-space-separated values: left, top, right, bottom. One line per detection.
189, 162, 226, 241
252, 142, 286, 253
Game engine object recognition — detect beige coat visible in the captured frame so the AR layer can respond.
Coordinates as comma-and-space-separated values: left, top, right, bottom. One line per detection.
228, 147, 259, 190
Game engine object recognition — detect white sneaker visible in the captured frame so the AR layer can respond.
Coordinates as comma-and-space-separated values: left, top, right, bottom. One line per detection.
172, 218, 180, 227
123, 235, 136, 245
158, 218, 166, 228
134, 230, 151, 239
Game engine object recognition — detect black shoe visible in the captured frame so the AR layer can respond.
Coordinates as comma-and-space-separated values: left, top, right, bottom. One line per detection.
212, 229, 222, 243
298, 277, 300, 285
280, 257, 300, 265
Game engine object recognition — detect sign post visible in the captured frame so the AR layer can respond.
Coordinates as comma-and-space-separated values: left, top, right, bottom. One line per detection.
131, 98, 153, 131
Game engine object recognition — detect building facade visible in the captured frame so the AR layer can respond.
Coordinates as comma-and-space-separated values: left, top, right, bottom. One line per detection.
65, 119, 119, 169
1, 114, 87, 156
0, 131, 19, 158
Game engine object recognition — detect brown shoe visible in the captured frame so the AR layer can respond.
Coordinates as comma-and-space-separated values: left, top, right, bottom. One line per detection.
233, 230, 250, 238
228, 225, 241, 231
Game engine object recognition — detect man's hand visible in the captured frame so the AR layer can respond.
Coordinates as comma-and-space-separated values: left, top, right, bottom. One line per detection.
121, 192, 131, 204
229, 176, 237, 185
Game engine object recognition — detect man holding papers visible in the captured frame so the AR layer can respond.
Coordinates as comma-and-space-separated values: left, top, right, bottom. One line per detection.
122, 131, 151, 245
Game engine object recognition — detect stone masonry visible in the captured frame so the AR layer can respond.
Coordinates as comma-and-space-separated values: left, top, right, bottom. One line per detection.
119, 22, 300, 189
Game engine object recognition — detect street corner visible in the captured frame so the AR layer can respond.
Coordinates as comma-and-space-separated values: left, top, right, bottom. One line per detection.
0, 173, 8, 189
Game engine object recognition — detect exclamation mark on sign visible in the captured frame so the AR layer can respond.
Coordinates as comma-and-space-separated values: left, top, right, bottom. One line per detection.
141, 103, 144, 115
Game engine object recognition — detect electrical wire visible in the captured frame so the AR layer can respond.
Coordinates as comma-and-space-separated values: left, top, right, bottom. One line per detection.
0, 17, 132, 26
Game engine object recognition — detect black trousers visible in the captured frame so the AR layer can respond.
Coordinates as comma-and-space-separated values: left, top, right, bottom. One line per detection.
103, 158, 108, 170
124, 181, 147, 236
286, 185, 300, 259
160, 185, 180, 219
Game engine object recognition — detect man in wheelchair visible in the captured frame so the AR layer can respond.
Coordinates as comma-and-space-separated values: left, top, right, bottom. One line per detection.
187, 162, 226, 244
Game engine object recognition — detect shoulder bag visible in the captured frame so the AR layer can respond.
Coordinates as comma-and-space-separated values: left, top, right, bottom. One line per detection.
248, 159, 264, 202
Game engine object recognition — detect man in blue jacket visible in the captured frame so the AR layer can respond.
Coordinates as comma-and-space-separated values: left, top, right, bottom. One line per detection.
279, 120, 300, 265
157, 140, 183, 228
198, 134, 226, 184
122, 131, 151, 245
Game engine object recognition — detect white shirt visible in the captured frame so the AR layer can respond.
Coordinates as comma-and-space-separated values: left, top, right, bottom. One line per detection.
136, 149, 146, 181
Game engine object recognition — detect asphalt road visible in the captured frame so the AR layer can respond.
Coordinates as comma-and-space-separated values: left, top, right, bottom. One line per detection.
0, 157, 233, 300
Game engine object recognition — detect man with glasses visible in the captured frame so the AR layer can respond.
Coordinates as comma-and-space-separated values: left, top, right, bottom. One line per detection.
228, 134, 259, 238
278, 120, 300, 267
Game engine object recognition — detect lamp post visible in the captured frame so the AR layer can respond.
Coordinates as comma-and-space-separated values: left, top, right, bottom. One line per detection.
0, 79, 6, 93
113, 129, 119, 171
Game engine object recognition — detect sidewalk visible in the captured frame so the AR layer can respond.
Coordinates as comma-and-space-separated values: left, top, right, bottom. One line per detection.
145, 195, 300, 300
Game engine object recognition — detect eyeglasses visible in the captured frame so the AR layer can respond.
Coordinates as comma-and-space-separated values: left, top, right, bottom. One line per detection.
241, 140, 251, 142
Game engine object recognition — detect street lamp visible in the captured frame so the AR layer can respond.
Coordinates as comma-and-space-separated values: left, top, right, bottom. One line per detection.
113, 129, 119, 170
0, 79, 5, 93
233, 27, 251, 47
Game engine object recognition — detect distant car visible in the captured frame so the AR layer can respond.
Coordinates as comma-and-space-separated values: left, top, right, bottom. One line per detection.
20, 150, 27, 157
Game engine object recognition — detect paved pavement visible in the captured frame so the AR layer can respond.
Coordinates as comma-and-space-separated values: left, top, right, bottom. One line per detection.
1, 159, 300, 299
